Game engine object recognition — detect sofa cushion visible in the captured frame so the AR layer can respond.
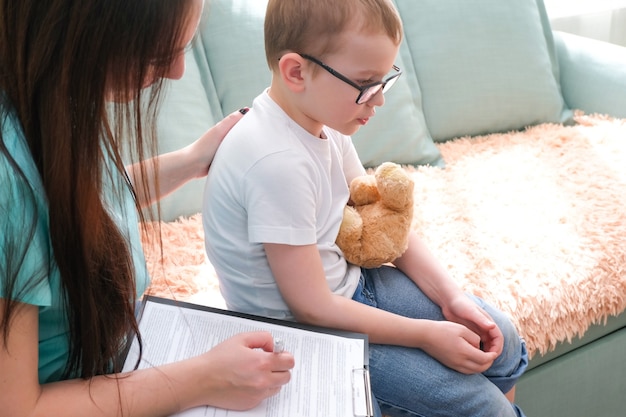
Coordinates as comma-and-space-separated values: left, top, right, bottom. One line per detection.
145, 114, 626, 360
198, 0, 443, 168
394, 0, 573, 142
554, 31, 626, 118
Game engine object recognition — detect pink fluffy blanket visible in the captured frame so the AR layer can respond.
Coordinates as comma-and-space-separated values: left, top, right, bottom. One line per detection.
142, 114, 626, 358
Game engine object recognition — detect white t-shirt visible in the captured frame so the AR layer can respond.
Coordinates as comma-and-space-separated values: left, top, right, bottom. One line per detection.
203, 91, 365, 320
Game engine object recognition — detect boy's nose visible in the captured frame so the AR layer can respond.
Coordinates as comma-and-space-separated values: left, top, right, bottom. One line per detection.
367, 88, 385, 107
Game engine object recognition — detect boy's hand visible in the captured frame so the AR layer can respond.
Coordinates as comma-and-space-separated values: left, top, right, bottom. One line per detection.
443, 294, 504, 351
423, 294, 503, 373
421, 320, 499, 374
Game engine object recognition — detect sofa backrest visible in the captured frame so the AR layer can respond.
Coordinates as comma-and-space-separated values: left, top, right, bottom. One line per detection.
155, 0, 572, 221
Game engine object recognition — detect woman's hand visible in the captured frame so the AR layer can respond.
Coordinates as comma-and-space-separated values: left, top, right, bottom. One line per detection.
195, 331, 294, 411
186, 108, 248, 179
127, 108, 247, 206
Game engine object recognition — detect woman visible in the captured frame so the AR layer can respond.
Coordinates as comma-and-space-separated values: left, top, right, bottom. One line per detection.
0, 1, 294, 416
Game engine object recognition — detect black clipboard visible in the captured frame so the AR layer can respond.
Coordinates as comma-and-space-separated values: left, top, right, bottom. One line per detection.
124, 295, 374, 417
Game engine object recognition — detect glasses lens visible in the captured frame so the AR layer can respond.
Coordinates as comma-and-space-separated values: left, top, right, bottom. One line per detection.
382, 73, 401, 94
357, 84, 383, 105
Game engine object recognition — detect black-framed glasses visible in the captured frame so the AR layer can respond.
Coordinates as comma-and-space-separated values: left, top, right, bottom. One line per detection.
300, 54, 402, 105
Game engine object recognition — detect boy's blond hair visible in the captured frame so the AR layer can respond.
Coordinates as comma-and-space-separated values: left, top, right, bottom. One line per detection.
264, 0, 403, 71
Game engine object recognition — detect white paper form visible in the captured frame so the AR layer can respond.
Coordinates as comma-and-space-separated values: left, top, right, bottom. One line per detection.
123, 298, 369, 417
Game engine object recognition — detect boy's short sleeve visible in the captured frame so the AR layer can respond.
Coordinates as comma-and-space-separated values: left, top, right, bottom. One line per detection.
245, 151, 319, 246
0, 116, 53, 306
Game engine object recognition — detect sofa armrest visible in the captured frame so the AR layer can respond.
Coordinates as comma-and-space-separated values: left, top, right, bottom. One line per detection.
554, 31, 626, 117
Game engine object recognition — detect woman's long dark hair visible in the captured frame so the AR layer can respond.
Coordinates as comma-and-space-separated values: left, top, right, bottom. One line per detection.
0, 0, 195, 379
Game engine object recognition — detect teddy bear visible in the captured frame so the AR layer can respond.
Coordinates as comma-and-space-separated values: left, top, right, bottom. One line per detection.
336, 162, 414, 268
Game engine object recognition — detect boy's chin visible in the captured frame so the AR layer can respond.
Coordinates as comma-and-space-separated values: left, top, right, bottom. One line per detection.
335, 123, 363, 137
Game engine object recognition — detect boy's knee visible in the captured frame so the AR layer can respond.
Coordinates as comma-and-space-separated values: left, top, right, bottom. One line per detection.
471, 296, 521, 344
470, 296, 529, 392
490, 329, 529, 394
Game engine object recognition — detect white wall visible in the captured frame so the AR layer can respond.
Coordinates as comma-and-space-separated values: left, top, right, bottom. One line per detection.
544, 0, 626, 46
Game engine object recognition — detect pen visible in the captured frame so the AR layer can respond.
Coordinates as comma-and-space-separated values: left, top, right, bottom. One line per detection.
273, 337, 285, 353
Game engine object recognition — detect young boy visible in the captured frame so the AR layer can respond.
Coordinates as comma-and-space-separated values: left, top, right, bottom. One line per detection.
203, 0, 528, 416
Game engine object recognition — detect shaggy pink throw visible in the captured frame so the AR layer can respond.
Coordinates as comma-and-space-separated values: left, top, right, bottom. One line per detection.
143, 114, 626, 358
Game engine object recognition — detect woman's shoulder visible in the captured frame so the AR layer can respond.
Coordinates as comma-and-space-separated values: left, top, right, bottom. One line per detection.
0, 110, 54, 307
0, 110, 44, 201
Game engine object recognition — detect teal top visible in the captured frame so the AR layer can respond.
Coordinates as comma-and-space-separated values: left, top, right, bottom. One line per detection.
0, 110, 149, 383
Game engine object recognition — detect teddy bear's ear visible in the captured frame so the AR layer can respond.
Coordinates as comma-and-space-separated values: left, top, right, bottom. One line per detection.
375, 163, 414, 211
350, 175, 379, 206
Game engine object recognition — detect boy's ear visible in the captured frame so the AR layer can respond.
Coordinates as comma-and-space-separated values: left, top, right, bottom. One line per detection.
278, 53, 307, 93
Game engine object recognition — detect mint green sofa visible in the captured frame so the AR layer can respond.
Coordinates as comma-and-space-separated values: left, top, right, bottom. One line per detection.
155, 1, 626, 415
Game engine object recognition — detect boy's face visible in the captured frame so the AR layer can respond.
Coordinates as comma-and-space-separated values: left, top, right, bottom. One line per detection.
299, 30, 400, 137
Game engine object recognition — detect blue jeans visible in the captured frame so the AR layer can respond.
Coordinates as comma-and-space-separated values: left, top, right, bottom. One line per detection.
353, 266, 528, 417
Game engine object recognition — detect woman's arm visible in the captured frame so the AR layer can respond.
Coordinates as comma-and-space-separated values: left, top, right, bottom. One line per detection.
0, 299, 293, 417
127, 109, 245, 208
264, 242, 499, 374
